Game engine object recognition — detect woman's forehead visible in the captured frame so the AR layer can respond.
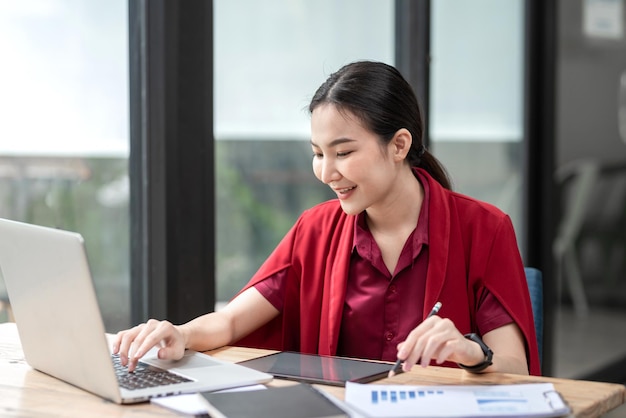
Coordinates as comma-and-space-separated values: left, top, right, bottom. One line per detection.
311, 105, 368, 134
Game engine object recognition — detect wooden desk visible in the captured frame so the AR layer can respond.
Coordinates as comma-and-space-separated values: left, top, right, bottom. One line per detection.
1, 322, 624, 417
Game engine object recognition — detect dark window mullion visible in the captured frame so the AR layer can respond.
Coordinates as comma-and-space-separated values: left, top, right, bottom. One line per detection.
129, 0, 215, 325
523, 0, 557, 376
395, 0, 431, 146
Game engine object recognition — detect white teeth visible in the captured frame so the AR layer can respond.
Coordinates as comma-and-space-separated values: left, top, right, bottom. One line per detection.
339, 186, 355, 193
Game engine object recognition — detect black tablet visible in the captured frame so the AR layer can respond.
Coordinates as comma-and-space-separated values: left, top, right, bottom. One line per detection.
237, 351, 393, 386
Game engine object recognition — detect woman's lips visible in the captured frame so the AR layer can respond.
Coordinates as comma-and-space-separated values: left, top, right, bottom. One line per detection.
334, 185, 356, 199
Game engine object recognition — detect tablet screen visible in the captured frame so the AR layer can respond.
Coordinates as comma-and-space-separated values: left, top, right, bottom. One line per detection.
237, 351, 393, 386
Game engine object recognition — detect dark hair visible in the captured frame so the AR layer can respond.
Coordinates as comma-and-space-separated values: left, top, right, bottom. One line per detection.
308, 60, 451, 190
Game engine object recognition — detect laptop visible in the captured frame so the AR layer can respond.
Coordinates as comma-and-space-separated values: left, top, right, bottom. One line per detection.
0, 217, 273, 404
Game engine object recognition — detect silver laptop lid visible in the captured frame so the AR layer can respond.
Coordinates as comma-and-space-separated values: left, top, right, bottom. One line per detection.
0, 218, 122, 403
1, 218, 273, 404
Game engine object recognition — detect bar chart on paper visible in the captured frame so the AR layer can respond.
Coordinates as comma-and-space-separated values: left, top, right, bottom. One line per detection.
370, 387, 446, 404
345, 382, 571, 418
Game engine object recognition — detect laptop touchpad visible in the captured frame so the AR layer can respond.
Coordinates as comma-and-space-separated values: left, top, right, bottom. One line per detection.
144, 353, 221, 370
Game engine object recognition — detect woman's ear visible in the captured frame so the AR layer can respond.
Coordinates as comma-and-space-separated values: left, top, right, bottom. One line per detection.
390, 128, 412, 162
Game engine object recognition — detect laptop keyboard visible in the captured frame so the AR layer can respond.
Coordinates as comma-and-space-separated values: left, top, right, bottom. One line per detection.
112, 354, 193, 390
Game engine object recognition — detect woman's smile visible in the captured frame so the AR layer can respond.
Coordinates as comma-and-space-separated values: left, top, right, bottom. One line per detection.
333, 185, 357, 199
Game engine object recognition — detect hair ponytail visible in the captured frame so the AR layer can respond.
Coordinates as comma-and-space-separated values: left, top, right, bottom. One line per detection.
413, 148, 452, 190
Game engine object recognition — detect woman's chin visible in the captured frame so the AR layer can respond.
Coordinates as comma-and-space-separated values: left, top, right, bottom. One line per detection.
338, 201, 363, 216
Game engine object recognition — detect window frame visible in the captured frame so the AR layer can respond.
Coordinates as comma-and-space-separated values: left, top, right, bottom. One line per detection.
128, 0, 215, 325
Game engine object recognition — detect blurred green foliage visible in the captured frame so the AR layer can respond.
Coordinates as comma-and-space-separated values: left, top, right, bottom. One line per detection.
0, 141, 333, 327
215, 140, 334, 301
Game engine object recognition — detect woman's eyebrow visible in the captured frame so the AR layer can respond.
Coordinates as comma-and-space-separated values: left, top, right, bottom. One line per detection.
310, 137, 356, 148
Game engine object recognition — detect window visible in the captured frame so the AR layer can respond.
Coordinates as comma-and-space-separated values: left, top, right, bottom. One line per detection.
429, 0, 526, 251
0, 0, 130, 330
213, 0, 394, 303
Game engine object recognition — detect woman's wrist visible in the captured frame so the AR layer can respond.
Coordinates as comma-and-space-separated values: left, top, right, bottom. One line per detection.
176, 324, 190, 349
458, 333, 494, 373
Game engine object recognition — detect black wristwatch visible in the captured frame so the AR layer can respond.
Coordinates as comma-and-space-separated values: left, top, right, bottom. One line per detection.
458, 333, 494, 373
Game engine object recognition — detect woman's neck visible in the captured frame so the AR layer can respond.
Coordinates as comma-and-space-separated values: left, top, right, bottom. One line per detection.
365, 168, 424, 236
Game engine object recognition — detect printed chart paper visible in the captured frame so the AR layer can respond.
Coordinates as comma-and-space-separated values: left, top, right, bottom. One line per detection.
345, 382, 570, 418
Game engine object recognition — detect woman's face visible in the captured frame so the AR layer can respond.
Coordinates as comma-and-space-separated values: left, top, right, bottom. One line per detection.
310, 104, 405, 215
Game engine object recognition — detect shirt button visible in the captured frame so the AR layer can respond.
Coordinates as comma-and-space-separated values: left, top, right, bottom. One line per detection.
389, 285, 397, 293
385, 332, 394, 341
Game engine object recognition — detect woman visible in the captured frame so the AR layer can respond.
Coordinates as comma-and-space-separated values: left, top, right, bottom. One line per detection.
113, 61, 541, 376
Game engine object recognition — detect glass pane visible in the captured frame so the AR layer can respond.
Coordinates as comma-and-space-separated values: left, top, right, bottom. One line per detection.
214, 0, 394, 304
430, 0, 526, 252
0, 1, 130, 331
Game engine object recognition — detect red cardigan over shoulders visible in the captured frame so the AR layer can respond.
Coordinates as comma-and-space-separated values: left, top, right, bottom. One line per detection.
234, 168, 541, 376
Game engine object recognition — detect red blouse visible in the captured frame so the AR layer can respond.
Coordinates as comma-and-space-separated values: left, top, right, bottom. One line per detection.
255, 171, 512, 362
237, 168, 540, 375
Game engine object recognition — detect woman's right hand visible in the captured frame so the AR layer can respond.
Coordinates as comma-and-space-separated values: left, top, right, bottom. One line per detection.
111, 319, 187, 372
111, 287, 280, 373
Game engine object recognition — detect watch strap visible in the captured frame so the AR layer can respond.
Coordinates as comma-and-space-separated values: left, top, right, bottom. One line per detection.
458, 333, 494, 373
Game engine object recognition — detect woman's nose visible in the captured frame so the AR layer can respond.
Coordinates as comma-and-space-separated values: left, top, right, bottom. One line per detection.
319, 157, 339, 184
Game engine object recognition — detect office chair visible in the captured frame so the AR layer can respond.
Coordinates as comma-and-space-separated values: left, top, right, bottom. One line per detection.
524, 267, 543, 369
553, 159, 598, 317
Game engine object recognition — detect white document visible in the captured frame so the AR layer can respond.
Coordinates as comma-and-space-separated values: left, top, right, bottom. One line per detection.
345, 382, 571, 418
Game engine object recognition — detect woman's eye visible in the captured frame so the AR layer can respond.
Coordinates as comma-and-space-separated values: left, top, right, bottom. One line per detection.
337, 151, 352, 157
312, 152, 323, 159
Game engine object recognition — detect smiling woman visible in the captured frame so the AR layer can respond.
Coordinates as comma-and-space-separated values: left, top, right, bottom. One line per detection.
112, 60, 541, 378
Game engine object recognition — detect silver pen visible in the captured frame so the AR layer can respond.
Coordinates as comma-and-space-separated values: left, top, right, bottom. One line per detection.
388, 301, 442, 377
